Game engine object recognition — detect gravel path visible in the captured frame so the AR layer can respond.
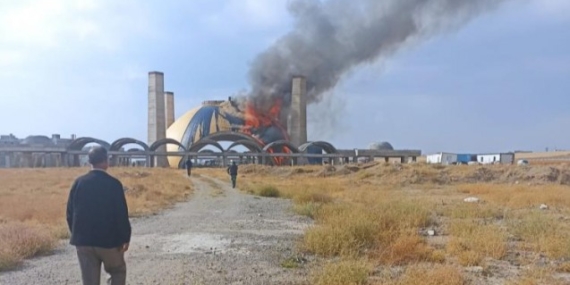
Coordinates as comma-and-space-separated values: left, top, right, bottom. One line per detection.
0, 175, 313, 285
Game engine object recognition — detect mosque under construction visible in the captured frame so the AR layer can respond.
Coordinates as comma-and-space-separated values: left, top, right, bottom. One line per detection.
0, 72, 421, 168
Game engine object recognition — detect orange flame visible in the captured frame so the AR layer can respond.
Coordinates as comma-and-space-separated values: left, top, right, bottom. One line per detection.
243, 98, 292, 166
243, 98, 283, 134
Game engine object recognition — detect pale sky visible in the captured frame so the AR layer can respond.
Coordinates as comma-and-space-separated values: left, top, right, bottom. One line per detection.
0, 0, 569, 154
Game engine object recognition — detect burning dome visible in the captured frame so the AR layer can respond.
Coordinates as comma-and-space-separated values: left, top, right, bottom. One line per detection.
166, 99, 289, 166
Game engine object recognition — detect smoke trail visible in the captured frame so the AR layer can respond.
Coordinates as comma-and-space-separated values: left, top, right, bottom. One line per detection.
246, 0, 508, 111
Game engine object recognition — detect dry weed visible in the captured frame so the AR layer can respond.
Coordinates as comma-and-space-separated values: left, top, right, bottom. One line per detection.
311, 259, 370, 285
509, 211, 570, 259
377, 235, 444, 265
0, 167, 193, 271
457, 184, 570, 209
303, 204, 379, 257
446, 220, 507, 266
376, 264, 466, 285
303, 199, 432, 259
506, 267, 568, 285
446, 202, 504, 220
0, 222, 56, 271
255, 185, 281, 197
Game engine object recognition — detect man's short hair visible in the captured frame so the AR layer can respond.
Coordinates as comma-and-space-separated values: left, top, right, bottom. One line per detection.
88, 146, 108, 165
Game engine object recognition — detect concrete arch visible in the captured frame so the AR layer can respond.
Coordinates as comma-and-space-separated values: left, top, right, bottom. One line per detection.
299, 141, 338, 154
188, 139, 224, 153
110, 138, 149, 152
150, 138, 186, 152
109, 138, 149, 167
149, 139, 187, 168
66, 137, 110, 167
263, 140, 300, 153
68, 137, 110, 151
227, 140, 264, 153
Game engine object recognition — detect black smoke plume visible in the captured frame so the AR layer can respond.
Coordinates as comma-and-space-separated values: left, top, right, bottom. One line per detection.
246, 0, 508, 113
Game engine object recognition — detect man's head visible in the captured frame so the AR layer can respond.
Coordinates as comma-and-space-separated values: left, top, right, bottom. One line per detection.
88, 146, 109, 170
232, 160, 236, 166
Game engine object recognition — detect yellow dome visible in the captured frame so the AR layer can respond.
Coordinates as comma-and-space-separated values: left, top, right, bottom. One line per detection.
165, 103, 237, 167
165, 101, 290, 168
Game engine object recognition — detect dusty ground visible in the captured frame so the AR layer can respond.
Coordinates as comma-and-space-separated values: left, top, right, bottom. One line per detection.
0, 174, 313, 285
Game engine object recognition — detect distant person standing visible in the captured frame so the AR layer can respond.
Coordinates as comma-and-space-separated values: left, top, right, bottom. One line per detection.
227, 160, 238, 188
185, 158, 193, 176
66, 146, 131, 285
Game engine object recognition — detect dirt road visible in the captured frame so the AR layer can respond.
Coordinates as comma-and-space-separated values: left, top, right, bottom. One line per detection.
0, 175, 313, 285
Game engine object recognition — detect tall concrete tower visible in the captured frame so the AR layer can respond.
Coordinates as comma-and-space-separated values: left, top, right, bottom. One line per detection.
165, 91, 175, 129
148, 71, 168, 167
288, 76, 308, 147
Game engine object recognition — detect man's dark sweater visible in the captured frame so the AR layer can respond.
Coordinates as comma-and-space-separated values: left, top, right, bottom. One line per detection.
66, 170, 131, 249
228, 164, 238, 175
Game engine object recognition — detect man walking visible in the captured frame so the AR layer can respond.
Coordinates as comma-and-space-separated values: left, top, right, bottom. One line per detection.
185, 157, 193, 177
227, 160, 238, 189
66, 146, 131, 285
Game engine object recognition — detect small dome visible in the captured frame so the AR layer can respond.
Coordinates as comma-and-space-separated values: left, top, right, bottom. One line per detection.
23, 135, 52, 145
369, 141, 394, 151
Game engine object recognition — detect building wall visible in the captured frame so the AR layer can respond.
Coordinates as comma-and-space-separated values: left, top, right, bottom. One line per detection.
457, 154, 476, 163
477, 154, 501, 164
426, 154, 441, 164
0, 134, 75, 168
500, 153, 515, 164
426, 153, 457, 165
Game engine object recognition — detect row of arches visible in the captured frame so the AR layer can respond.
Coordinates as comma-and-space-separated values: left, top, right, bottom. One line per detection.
67, 131, 339, 167
68, 132, 339, 154
68, 137, 186, 153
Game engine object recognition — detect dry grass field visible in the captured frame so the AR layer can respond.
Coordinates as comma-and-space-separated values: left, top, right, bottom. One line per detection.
203, 162, 570, 285
0, 167, 192, 271
3, 163, 570, 285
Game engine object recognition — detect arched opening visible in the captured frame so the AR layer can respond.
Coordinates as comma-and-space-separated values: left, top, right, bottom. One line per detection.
263, 140, 300, 166
188, 139, 224, 153
299, 141, 339, 165
149, 138, 187, 168
110, 138, 149, 151
150, 138, 186, 152
185, 139, 225, 168
226, 140, 264, 165
109, 138, 149, 167
179, 149, 224, 168
227, 140, 263, 153
263, 140, 300, 153
68, 137, 111, 151
298, 141, 338, 154
199, 131, 266, 166
66, 137, 111, 167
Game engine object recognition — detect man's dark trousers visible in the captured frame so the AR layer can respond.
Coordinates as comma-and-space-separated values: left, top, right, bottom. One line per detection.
230, 175, 237, 188
187, 167, 191, 176
76, 247, 126, 285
